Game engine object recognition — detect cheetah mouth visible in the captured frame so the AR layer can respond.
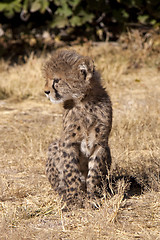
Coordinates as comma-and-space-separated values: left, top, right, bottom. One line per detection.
45, 92, 63, 104
49, 96, 63, 104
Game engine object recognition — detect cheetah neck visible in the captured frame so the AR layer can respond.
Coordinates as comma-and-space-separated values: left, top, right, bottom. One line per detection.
63, 74, 105, 110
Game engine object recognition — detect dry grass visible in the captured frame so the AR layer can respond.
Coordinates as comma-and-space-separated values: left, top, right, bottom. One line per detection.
0, 31, 160, 239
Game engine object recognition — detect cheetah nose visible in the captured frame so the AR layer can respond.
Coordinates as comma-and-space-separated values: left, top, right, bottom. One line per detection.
44, 91, 50, 95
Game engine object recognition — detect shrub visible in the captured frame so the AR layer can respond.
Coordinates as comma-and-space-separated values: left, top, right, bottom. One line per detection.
0, 0, 160, 40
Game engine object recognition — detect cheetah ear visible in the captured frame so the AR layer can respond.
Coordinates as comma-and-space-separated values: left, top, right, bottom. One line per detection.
79, 58, 94, 81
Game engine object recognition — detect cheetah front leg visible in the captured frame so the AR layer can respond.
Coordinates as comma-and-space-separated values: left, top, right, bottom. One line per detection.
46, 141, 62, 192
86, 145, 111, 199
46, 141, 82, 204
62, 144, 83, 204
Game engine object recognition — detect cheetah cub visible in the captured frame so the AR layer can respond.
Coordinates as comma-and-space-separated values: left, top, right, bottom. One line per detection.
43, 50, 112, 204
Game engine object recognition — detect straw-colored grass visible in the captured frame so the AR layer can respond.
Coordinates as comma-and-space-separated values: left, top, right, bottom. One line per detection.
0, 31, 160, 239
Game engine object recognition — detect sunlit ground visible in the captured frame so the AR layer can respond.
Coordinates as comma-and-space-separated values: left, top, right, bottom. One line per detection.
0, 33, 160, 239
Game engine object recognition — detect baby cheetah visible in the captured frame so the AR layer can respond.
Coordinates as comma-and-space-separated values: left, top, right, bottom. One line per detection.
43, 50, 112, 204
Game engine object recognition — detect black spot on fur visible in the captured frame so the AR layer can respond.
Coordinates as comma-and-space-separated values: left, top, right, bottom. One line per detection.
48, 175, 51, 181
63, 151, 67, 157
71, 177, 75, 182
66, 172, 72, 177
95, 156, 100, 162
70, 152, 75, 157
92, 179, 96, 183
89, 168, 98, 174
66, 164, 70, 168
72, 133, 76, 137
77, 126, 80, 131
71, 158, 79, 164
73, 169, 79, 174
60, 189, 66, 194
95, 127, 100, 133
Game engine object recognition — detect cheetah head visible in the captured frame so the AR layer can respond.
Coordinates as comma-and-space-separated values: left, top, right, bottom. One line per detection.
42, 50, 94, 103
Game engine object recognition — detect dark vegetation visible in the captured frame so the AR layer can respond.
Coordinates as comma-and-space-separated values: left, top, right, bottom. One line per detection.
0, 0, 160, 61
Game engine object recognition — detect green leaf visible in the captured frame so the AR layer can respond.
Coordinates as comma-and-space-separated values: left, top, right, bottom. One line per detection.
69, 0, 81, 8
51, 15, 69, 28
78, 10, 94, 24
138, 15, 149, 24
30, 0, 41, 12
70, 16, 81, 26
54, 0, 62, 6
40, 0, 49, 13
122, 9, 129, 19
23, 0, 30, 11
150, 19, 157, 25
55, 3, 72, 17
0, 0, 22, 18
0, 3, 7, 12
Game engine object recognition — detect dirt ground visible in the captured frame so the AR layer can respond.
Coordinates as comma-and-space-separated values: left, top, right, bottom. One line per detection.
0, 34, 160, 239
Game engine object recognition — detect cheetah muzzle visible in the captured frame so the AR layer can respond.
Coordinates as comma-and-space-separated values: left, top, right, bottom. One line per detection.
42, 50, 112, 205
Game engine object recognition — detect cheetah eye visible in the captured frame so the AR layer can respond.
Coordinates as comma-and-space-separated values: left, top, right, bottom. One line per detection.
52, 78, 60, 90
53, 78, 60, 84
